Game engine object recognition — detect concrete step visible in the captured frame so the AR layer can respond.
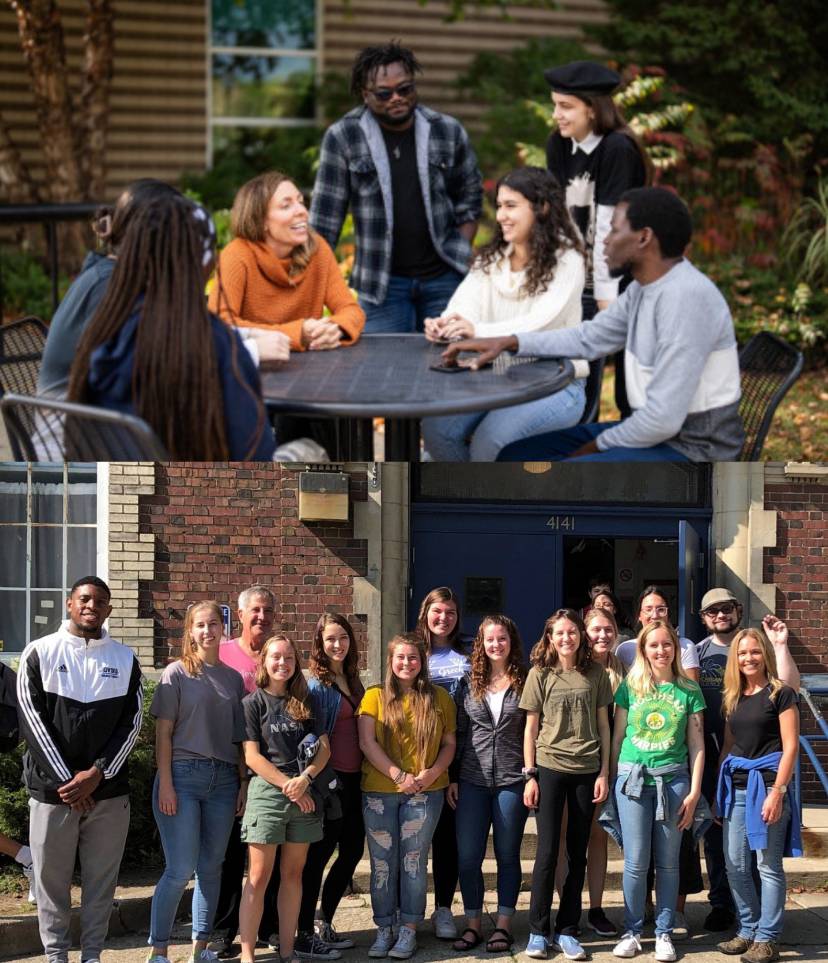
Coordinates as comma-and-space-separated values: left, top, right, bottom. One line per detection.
347, 856, 828, 893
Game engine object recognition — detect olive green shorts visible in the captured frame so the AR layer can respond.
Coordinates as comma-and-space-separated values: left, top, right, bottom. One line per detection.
241, 775, 324, 845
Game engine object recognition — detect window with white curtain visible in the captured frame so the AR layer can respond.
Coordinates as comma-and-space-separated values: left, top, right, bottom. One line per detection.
0, 464, 97, 657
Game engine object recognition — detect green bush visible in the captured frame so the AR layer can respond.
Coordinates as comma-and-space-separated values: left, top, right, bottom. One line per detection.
0, 249, 69, 323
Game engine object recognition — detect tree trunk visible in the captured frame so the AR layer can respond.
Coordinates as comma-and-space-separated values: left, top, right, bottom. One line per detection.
10, 0, 85, 203
0, 113, 40, 203
79, 0, 113, 202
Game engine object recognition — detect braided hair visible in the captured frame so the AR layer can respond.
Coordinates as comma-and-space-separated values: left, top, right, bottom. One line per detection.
350, 41, 422, 98
67, 191, 267, 460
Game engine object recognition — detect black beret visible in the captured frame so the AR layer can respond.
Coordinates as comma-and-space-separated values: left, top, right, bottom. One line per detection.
543, 60, 620, 96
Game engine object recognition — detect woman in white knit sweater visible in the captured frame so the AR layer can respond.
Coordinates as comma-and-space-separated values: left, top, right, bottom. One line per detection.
422, 167, 588, 461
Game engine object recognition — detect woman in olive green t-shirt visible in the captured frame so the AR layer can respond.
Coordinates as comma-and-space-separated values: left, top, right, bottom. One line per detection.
357, 633, 456, 960
519, 608, 612, 960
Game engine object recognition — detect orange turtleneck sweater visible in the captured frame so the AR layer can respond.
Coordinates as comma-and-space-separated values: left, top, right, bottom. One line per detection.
209, 234, 365, 351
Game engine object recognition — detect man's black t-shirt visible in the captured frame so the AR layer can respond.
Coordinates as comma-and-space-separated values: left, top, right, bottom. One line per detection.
382, 124, 445, 279
242, 688, 322, 777
697, 636, 730, 746
729, 684, 797, 788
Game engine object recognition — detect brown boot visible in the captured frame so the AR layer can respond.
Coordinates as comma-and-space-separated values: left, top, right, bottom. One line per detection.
741, 942, 779, 963
718, 936, 752, 955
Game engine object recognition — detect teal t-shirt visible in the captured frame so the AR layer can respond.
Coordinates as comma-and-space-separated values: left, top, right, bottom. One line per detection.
615, 678, 705, 782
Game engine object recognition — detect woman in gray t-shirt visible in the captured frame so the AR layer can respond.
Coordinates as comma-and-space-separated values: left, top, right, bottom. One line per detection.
148, 601, 246, 963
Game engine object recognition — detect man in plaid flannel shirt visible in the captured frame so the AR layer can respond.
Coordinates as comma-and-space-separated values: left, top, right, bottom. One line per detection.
310, 42, 483, 333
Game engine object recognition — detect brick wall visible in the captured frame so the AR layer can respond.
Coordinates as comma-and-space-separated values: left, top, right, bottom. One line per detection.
764, 472, 828, 803
136, 464, 369, 669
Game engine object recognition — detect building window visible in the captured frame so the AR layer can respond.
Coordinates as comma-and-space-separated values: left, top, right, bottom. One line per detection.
208, 0, 320, 165
0, 464, 97, 657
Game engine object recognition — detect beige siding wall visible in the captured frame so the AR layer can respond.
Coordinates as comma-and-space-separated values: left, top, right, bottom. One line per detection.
322, 0, 607, 130
0, 0, 206, 203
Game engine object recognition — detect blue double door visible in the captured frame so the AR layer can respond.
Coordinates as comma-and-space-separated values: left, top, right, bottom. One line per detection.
409, 504, 710, 651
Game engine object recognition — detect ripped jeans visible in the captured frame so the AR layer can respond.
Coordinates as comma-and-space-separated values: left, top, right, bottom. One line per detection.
362, 790, 444, 926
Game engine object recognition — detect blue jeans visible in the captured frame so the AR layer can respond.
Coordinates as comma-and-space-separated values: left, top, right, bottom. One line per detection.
724, 789, 790, 943
497, 422, 690, 462
455, 780, 528, 917
360, 270, 463, 333
422, 380, 586, 462
149, 759, 239, 944
615, 773, 689, 937
362, 790, 443, 926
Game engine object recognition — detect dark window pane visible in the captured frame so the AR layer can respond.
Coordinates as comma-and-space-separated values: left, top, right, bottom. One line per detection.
31, 468, 65, 524
465, 577, 504, 615
67, 466, 97, 524
0, 590, 27, 654
67, 529, 98, 589
212, 54, 315, 118
211, 0, 315, 49
30, 591, 64, 641
0, 465, 27, 522
31, 528, 62, 589
0, 526, 26, 587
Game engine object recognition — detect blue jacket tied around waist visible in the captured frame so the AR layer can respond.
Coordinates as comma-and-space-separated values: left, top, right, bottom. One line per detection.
716, 751, 802, 856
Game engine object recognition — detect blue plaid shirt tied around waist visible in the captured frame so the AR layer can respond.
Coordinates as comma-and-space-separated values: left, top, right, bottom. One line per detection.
309, 104, 483, 306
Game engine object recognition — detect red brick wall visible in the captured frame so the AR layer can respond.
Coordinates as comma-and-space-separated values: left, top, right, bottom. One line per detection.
764, 477, 828, 803
137, 464, 369, 667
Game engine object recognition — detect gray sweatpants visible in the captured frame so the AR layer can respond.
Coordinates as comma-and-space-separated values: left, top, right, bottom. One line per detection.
29, 795, 131, 963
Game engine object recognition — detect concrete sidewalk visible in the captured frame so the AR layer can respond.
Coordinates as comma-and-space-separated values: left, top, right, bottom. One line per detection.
3, 889, 827, 963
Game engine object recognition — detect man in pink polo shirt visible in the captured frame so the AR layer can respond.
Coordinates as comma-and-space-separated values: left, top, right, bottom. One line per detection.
213, 585, 277, 955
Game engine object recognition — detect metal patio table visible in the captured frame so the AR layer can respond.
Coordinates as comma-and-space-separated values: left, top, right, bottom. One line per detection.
259, 333, 575, 461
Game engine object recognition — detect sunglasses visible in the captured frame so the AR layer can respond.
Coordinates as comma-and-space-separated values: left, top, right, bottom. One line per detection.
369, 81, 416, 102
703, 602, 737, 616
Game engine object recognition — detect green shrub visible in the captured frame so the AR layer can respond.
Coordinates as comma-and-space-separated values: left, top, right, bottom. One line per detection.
0, 249, 69, 323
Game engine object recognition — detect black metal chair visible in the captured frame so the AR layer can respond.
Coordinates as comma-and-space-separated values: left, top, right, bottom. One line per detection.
1, 392, 169, 461
578, 356, 606, 424
738, 331, 804, 461
0, 316, 49, 396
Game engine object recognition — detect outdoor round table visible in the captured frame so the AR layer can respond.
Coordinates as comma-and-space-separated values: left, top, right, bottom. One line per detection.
259, 333, 575, 461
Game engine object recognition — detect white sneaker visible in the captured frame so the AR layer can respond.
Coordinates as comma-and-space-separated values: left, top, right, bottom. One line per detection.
368, 927, 396, 959
672, 912, 689, 941
388, 927, 417, 960
147, 955, 172, 963
613, 933, 642, 958
654, 934, 677, 962
190, 951, 220, 963
431, 906, 457, 939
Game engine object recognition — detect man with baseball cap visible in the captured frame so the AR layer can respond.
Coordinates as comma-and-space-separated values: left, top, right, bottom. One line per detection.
695, 589, 800, 932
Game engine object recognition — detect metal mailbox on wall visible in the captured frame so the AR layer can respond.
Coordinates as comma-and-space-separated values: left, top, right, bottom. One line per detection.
298, 471, 349, 522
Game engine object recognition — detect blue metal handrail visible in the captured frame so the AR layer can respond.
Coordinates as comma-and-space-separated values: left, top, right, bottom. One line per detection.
794, 674, 828, 816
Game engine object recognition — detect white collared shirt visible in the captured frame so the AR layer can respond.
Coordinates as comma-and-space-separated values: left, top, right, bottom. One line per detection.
571, 131, 604, 155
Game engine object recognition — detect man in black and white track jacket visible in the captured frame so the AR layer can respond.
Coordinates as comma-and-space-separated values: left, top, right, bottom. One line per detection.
16, 575, 143, 963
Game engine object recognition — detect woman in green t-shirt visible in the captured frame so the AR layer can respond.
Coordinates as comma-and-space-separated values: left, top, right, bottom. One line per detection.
609, 620, 705, 962
357, 633, 456, 961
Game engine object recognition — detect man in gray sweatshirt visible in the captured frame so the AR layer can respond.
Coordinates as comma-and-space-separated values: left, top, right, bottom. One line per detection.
443, 187, 744, 461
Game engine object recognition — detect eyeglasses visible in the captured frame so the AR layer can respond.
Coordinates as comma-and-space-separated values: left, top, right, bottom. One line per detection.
369, 81, 416, 102
641, 605, 669, 616
703, 602, 737, 617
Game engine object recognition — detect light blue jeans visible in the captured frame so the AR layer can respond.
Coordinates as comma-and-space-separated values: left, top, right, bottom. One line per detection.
422, 379, 586, 461
149, 759, 239, 944
724, 789, 790, 943
614, 773, 689, 937
362, 790, 443, 926
455, 780, 528, 917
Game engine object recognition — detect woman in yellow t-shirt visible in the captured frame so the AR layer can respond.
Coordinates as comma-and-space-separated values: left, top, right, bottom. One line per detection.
357, 633, 456, 961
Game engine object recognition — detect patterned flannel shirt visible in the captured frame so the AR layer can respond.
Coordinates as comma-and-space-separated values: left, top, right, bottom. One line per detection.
309, 104, 483, 305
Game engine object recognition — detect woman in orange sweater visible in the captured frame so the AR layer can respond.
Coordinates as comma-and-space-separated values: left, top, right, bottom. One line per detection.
210, 172, 365, 352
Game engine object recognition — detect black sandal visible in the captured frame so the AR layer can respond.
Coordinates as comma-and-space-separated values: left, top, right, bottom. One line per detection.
486, 928, 514, 953
454, 928, 483, 951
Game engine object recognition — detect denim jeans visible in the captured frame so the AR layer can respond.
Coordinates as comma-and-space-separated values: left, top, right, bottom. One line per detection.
497, 422, 690, 462
456, 780, 528, 917
362, 790, 443, 926
360, 270, 463, 334
422, 380, 586, 462
615, 772, 689, 937
724, 789, 790, 943
149, 759, 239, 944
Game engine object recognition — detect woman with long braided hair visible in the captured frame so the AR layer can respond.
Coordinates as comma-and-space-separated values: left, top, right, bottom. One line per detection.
67, 190, 274, 460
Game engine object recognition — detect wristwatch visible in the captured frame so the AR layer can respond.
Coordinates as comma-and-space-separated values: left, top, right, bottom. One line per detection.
771, 784, 787, 795
93, 758, 107, 776
521, 766, 538, 782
